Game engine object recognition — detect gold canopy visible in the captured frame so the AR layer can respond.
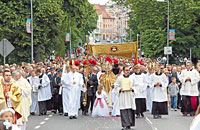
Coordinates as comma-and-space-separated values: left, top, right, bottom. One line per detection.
88, 42, 137, 59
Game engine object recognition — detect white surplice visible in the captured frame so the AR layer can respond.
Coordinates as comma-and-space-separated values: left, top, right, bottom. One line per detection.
151, 73, 168, 102
115, 75, 138, 110
179, 69, 200, 96
38, 74, 52, 101
131, 73, 147, 99
28, 76, 40, 113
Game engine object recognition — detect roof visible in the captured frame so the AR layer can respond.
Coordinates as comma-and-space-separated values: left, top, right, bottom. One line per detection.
93, 4, 114, 19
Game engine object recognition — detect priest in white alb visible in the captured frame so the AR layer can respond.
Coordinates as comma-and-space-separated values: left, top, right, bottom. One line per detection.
131, 64, 147, 118
179, 62, 200, 116
151, 65, 168, 119
67, 65, 84, 119
61, 63, 72, 116
115, 65, 137, 130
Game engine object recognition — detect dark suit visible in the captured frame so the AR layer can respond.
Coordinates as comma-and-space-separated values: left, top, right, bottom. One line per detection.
54, 76, 63, 113
47, 73, 57, 111
84, 73, 98, 113
172, 71, 180, 83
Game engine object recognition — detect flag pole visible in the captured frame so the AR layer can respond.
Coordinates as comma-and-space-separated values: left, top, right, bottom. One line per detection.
83, 35, 89, 106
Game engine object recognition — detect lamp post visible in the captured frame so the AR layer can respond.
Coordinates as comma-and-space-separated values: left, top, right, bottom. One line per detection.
167, 0, 169, 65
30, 0, 34, 63
69, 21, 71, 59
157, 0, 169, 64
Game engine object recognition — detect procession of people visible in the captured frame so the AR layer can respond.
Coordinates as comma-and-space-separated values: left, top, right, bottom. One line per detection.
0, 54, 200, 130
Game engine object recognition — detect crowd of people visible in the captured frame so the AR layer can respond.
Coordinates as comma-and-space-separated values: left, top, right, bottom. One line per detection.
0, 55, 200, 130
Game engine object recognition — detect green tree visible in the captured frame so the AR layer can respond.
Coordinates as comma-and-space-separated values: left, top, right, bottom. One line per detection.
62, 0, 97, 46
0, 0, 97, 64
113, 0, 200, 60
0, 0, 65, 63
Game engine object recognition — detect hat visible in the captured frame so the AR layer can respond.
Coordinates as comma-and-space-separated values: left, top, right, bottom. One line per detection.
106, 57, 112, 63
0, 108, 15, 116
50, 67, 55, 70
91, 60, 97, 66
66, 60, 70, 68
134, 59, 142, 65
75, 60, 80, 66
113, 59, 118, 64
70, 60, 75, 65
88, 59, 92, 64
83, 60, 87, 65
58, 69, 63, 73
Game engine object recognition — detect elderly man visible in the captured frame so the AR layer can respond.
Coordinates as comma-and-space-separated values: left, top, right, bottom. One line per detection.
179, 62, 200, 116
13, 70, 32, 130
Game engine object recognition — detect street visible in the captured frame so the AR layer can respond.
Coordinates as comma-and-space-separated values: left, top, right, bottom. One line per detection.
27, 109, 193, 130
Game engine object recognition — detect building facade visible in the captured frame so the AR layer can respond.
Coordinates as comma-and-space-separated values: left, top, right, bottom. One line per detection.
91, 4, 129, 43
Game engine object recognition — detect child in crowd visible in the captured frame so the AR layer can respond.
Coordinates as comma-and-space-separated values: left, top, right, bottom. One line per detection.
0, 108, 21, 130
92, 85, 109, 117
168, 77, 179, 111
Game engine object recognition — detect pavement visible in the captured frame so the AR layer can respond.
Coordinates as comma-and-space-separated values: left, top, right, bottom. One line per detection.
26, 109, 193, 130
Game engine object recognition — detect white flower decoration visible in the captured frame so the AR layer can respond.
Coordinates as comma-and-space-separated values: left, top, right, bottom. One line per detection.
3, 120, 12, 129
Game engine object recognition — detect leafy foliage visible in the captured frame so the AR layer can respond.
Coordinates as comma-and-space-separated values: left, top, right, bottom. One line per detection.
113, 0, 200, 60
0, 0, 97, 64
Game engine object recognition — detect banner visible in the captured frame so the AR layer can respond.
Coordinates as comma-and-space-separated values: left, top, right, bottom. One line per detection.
169, 29, 175, 40
88, 42, 137, 58
26, 19, 32, 33
65, 33, 70, 42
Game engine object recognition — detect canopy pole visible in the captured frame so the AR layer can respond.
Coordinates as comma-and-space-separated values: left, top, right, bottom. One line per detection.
135, 34, 139, 64
83, 36, 89, 106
